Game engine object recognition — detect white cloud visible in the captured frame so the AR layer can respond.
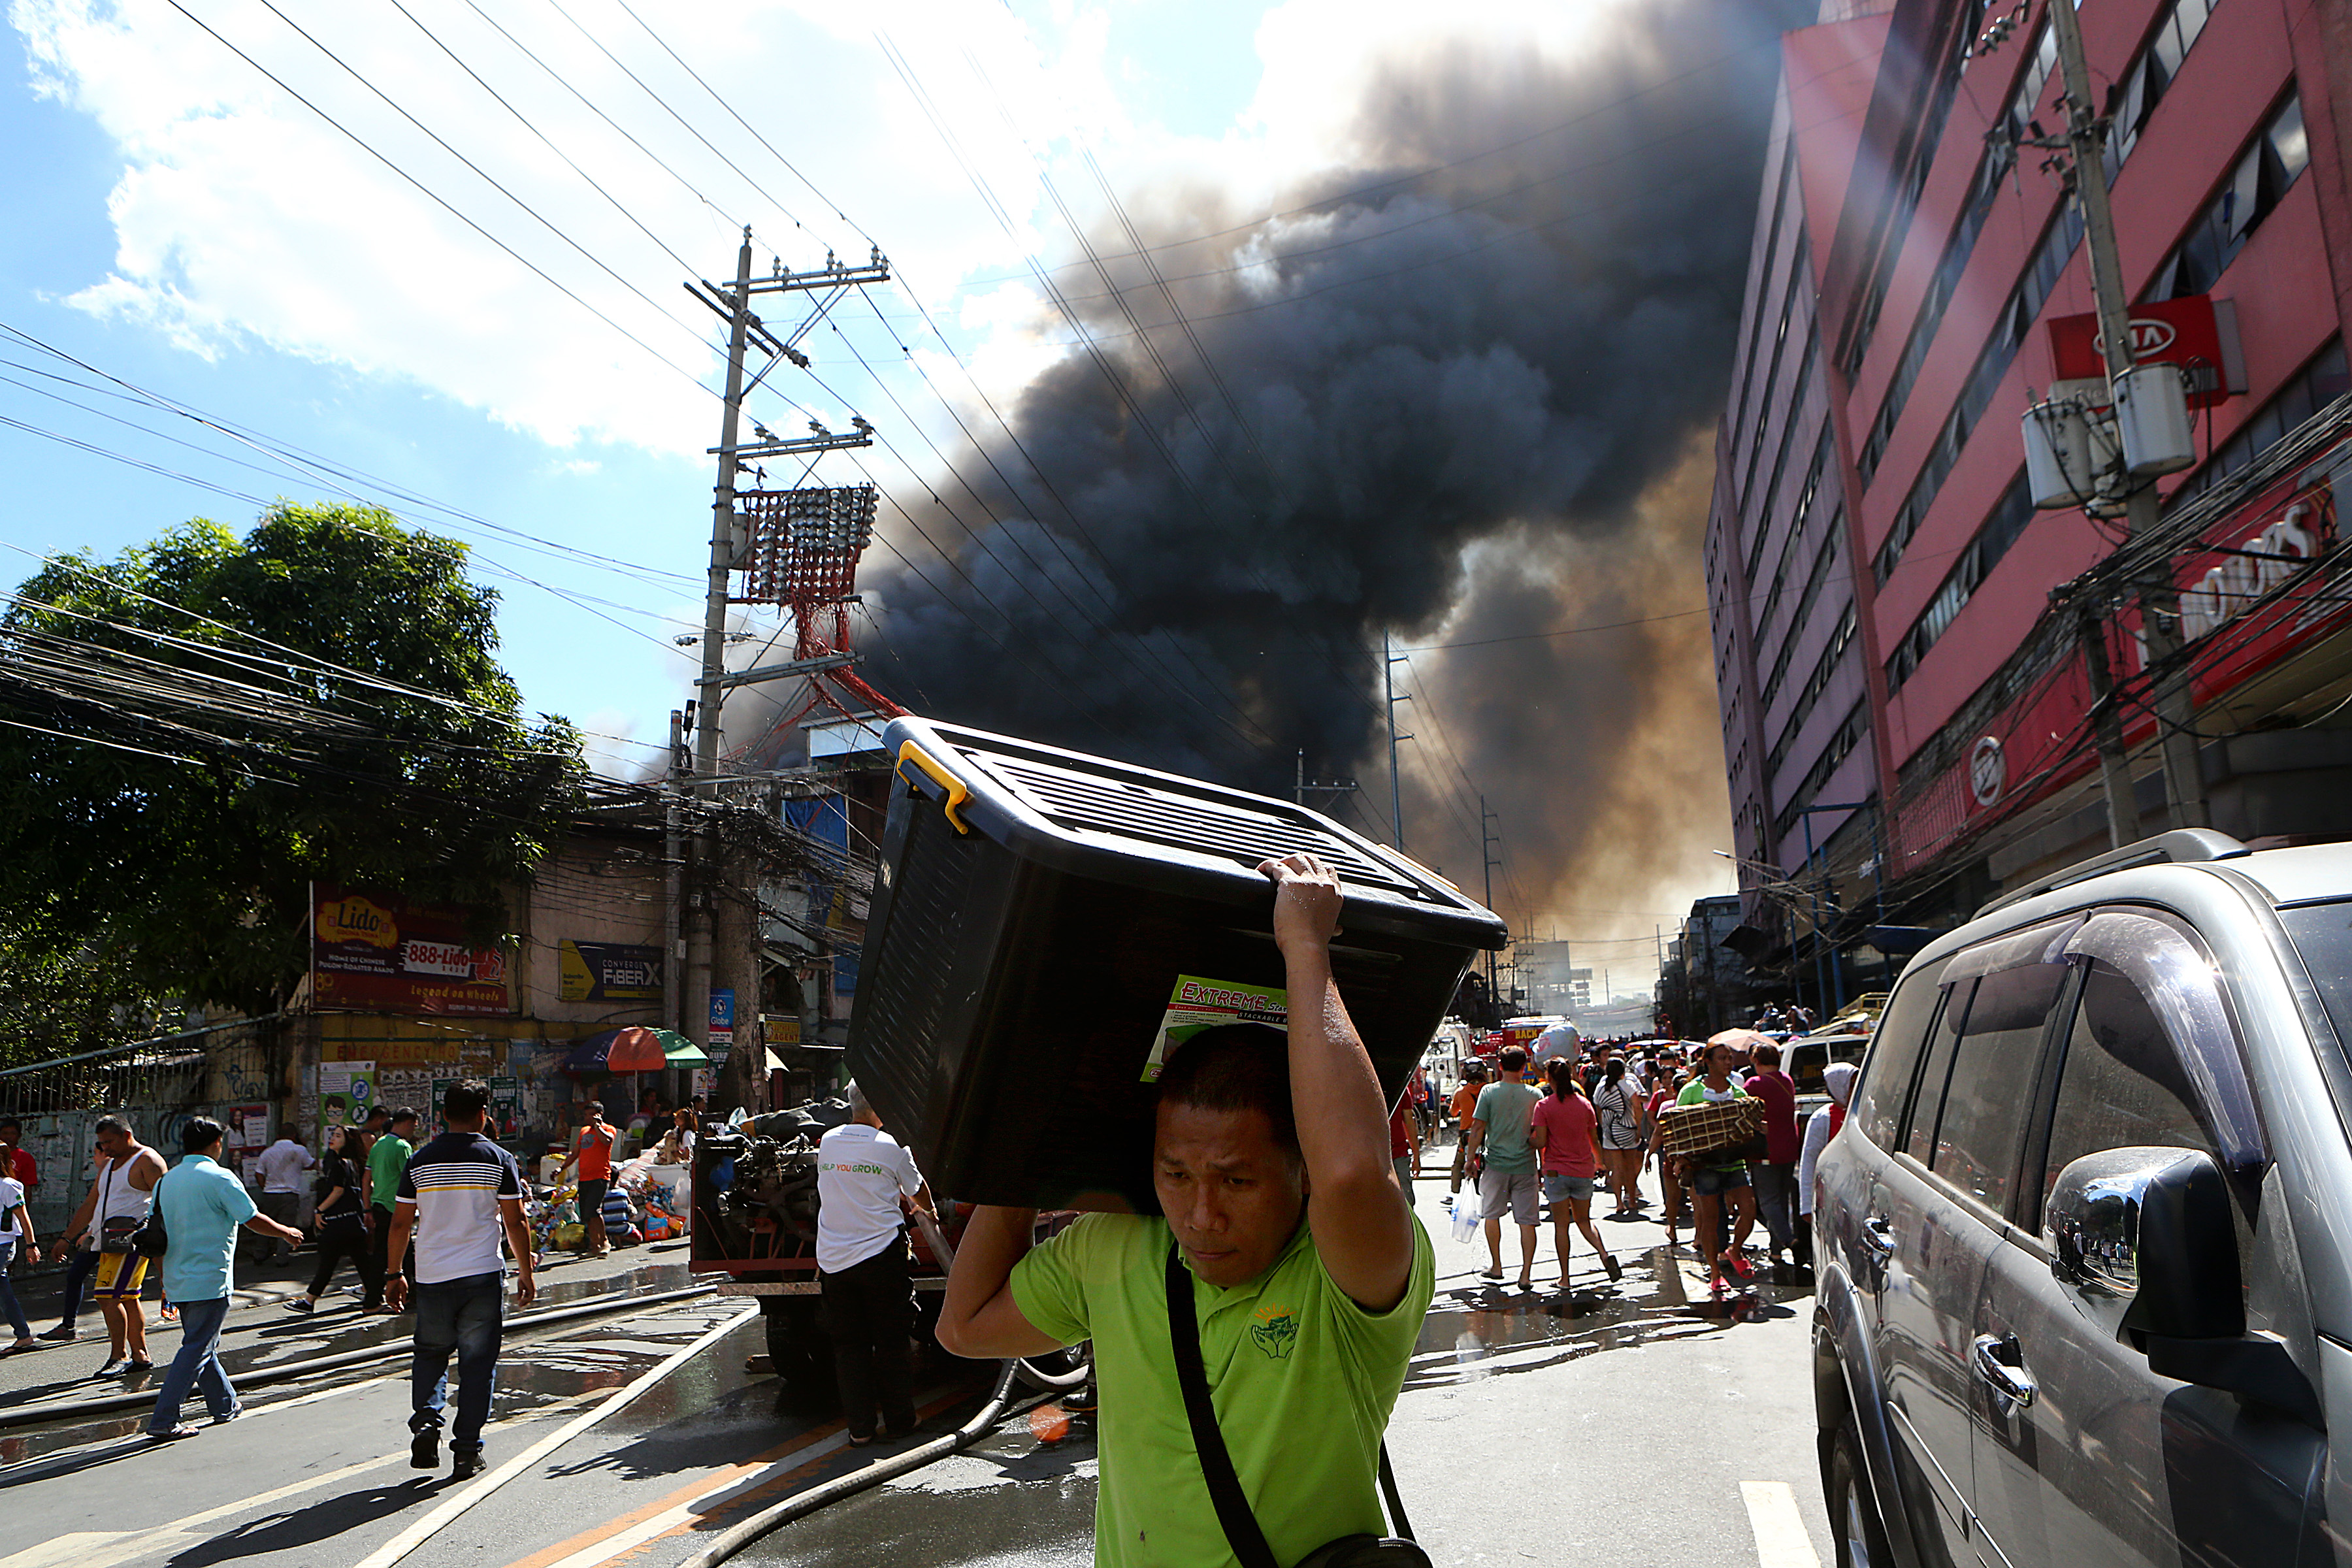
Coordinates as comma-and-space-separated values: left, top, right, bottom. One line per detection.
12, 0, 1627, 472
14, 0, 1100, 457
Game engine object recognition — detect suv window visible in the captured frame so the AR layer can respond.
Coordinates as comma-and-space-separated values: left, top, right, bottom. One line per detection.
1928, 960, 2068, 1215
2042, 959, 2215, 1203
2281, 900, 2352, 1068
1852, 956, 1949, 1146
1904, 977, 1970, 1164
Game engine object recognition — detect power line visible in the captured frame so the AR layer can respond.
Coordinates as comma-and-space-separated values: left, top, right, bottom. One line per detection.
606, 0, 877, 249
157, 0, 718, 401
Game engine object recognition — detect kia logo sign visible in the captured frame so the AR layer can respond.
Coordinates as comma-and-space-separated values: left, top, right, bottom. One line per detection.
2093, 318, 2178, 359
2048, 297, 2230, 403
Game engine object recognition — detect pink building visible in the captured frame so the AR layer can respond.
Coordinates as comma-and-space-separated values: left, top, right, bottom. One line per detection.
1709, 0, 2352, 998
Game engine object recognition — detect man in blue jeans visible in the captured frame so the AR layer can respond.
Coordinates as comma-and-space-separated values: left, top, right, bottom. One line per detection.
384, 1081, 534, 1478
148, 1118, 305, 1439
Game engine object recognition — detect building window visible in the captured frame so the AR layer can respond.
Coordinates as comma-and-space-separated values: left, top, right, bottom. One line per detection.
1761, 517, 1844, 714
1842, 14, 1981, 377
2104, 0, 2218, 181
2166, 339, 2350, 510
1874, 201, 2083, 588
1766, 604, 1861, 783
1744, 347, 1818, 585
1859, 1, 2214, 491
1856, 19, 2062, 485
2146, 91, 2310, 301
1884, 470, 2034, 696
1776, 699, 1871, 843
1731, 154, 1800, 457
1757, 433, 1832, 653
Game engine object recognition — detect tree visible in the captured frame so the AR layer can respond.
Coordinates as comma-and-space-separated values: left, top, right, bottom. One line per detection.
0, 919, 170, 1071
0, 501, 583, 1022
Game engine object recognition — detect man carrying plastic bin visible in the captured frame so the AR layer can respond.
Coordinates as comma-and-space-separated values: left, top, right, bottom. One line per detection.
939, 853, 1435, 1567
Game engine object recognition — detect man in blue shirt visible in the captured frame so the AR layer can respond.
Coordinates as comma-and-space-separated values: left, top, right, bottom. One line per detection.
148, 1117, 304, 1440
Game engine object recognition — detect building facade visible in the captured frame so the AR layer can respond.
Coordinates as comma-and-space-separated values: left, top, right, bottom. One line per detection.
1710, 0, 2352, 996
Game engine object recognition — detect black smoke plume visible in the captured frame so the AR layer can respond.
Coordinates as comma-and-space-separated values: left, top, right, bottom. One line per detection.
861, 0, 1815, 974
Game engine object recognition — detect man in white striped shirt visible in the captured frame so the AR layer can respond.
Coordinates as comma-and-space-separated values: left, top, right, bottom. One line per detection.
384, 1081, 534, 1478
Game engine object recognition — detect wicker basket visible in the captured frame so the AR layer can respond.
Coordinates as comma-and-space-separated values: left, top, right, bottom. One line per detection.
1658, 1098, 1764, 1162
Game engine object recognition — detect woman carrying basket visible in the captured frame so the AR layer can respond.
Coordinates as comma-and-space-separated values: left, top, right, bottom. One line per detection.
1671, 1036, 1763, 1291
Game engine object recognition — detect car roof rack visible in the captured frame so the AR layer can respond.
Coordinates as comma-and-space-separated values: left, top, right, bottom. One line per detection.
1975, 828, 2249, 919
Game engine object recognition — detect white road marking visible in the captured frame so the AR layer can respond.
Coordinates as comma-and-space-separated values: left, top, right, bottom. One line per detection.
0, 1385, 619, 1568
348, 1303, 758, 1568
1741, 1480, 1822, 1568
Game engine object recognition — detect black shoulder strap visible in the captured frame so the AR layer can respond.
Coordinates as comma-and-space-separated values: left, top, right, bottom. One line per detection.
1379, 1442, 1414, 1542
1166, 1243, 1281, 1568
1164, 1244, 1418, 1562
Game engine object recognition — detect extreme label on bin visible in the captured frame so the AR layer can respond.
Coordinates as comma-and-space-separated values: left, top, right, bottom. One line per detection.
1140, 975, 1290, 1083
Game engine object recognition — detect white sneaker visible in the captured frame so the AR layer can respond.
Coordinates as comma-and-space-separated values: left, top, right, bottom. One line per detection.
96, 1358, 126, 1377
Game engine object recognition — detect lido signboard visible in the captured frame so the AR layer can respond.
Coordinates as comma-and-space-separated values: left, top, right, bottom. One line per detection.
312, 883, 514, 1016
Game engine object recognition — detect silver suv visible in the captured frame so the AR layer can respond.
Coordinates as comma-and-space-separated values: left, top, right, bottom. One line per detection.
1813, 829, 2352, 1568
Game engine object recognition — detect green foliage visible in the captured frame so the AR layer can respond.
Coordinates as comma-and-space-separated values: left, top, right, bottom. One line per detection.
0, 921, 169, 1071
0, 501, 585, 1019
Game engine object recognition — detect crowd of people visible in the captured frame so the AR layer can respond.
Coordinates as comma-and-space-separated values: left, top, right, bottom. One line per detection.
0, 1083, 715, 1476
1423, 1026, 1855, 1296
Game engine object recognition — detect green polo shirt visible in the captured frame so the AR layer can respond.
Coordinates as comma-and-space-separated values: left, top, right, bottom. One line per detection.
1011, 1210, 1434, 1568
368, 1132, 412, 1213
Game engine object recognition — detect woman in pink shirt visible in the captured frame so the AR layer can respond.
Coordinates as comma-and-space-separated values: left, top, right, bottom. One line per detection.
1528, 1059, 1622, 1290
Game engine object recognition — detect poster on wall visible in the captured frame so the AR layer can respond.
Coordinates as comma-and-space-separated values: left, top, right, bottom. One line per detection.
318, 1060, 375, 1132
558, 940, 663, 1002
228, 1103, 272, 1149
312, 883, 513, 1016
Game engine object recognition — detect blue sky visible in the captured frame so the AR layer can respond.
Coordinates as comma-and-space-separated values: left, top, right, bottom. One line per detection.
0, 0, 1294, 777
1, 0, 1738, 989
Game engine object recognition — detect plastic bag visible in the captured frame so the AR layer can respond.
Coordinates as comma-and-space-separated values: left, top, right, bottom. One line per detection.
1448, 1190, 1480, 1245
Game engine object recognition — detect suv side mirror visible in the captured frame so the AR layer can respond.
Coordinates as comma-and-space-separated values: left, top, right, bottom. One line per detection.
2046, 1147, 2318, 1423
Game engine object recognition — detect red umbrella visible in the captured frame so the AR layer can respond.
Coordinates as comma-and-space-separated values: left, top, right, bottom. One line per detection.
563, 1026, 669, 1073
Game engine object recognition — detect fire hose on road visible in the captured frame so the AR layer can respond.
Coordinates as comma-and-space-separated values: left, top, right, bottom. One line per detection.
659, 1209, 1095, 1567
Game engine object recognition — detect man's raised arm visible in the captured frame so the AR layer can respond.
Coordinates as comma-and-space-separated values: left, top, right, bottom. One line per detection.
1261, 853, 1414, 1313
936, 1205, 1065, 1360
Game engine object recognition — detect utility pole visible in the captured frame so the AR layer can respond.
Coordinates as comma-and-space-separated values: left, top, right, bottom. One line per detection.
688, 233, 886, 791
2043, 0, 2208, 831
681, 232, 888, 1060
664, 708, 687, 1035
1381, 634, 1413, 850
1480, 796, 1503, 998
1295, 749, 1361, 808
2070, 591, 2140, 848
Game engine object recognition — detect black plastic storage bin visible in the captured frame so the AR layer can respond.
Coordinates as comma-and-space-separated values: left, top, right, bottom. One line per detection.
847, 715, 1508, 1213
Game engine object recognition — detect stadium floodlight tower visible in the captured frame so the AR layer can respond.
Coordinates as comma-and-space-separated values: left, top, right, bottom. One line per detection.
725, 478, 904, 766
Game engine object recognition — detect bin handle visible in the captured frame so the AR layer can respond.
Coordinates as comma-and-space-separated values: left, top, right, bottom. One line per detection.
896, 740, 973, 835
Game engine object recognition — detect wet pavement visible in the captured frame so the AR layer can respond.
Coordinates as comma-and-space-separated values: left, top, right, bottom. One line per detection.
0, 1239, 709, 1468
713, 1168, 1831, 1568
0, 1159, 1835, 1568
735, 1410, 1098, 1567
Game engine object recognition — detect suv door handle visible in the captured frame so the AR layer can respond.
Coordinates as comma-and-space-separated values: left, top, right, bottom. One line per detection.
1861, 1215, 1895, 1257
1972, 1334, 2036, 1409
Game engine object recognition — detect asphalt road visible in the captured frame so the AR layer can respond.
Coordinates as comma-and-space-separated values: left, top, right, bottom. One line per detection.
732, 1167, 1837, 1568
0, 1161, 1836, 1568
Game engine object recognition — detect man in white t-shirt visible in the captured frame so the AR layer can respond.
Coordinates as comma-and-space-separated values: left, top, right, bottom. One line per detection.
815, 1081, 932, 1446
1, 1171, 39, 1352
248, 1132, 316, 1264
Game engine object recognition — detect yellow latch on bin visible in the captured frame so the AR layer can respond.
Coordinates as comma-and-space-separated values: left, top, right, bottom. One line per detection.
896, 740, 973, 836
